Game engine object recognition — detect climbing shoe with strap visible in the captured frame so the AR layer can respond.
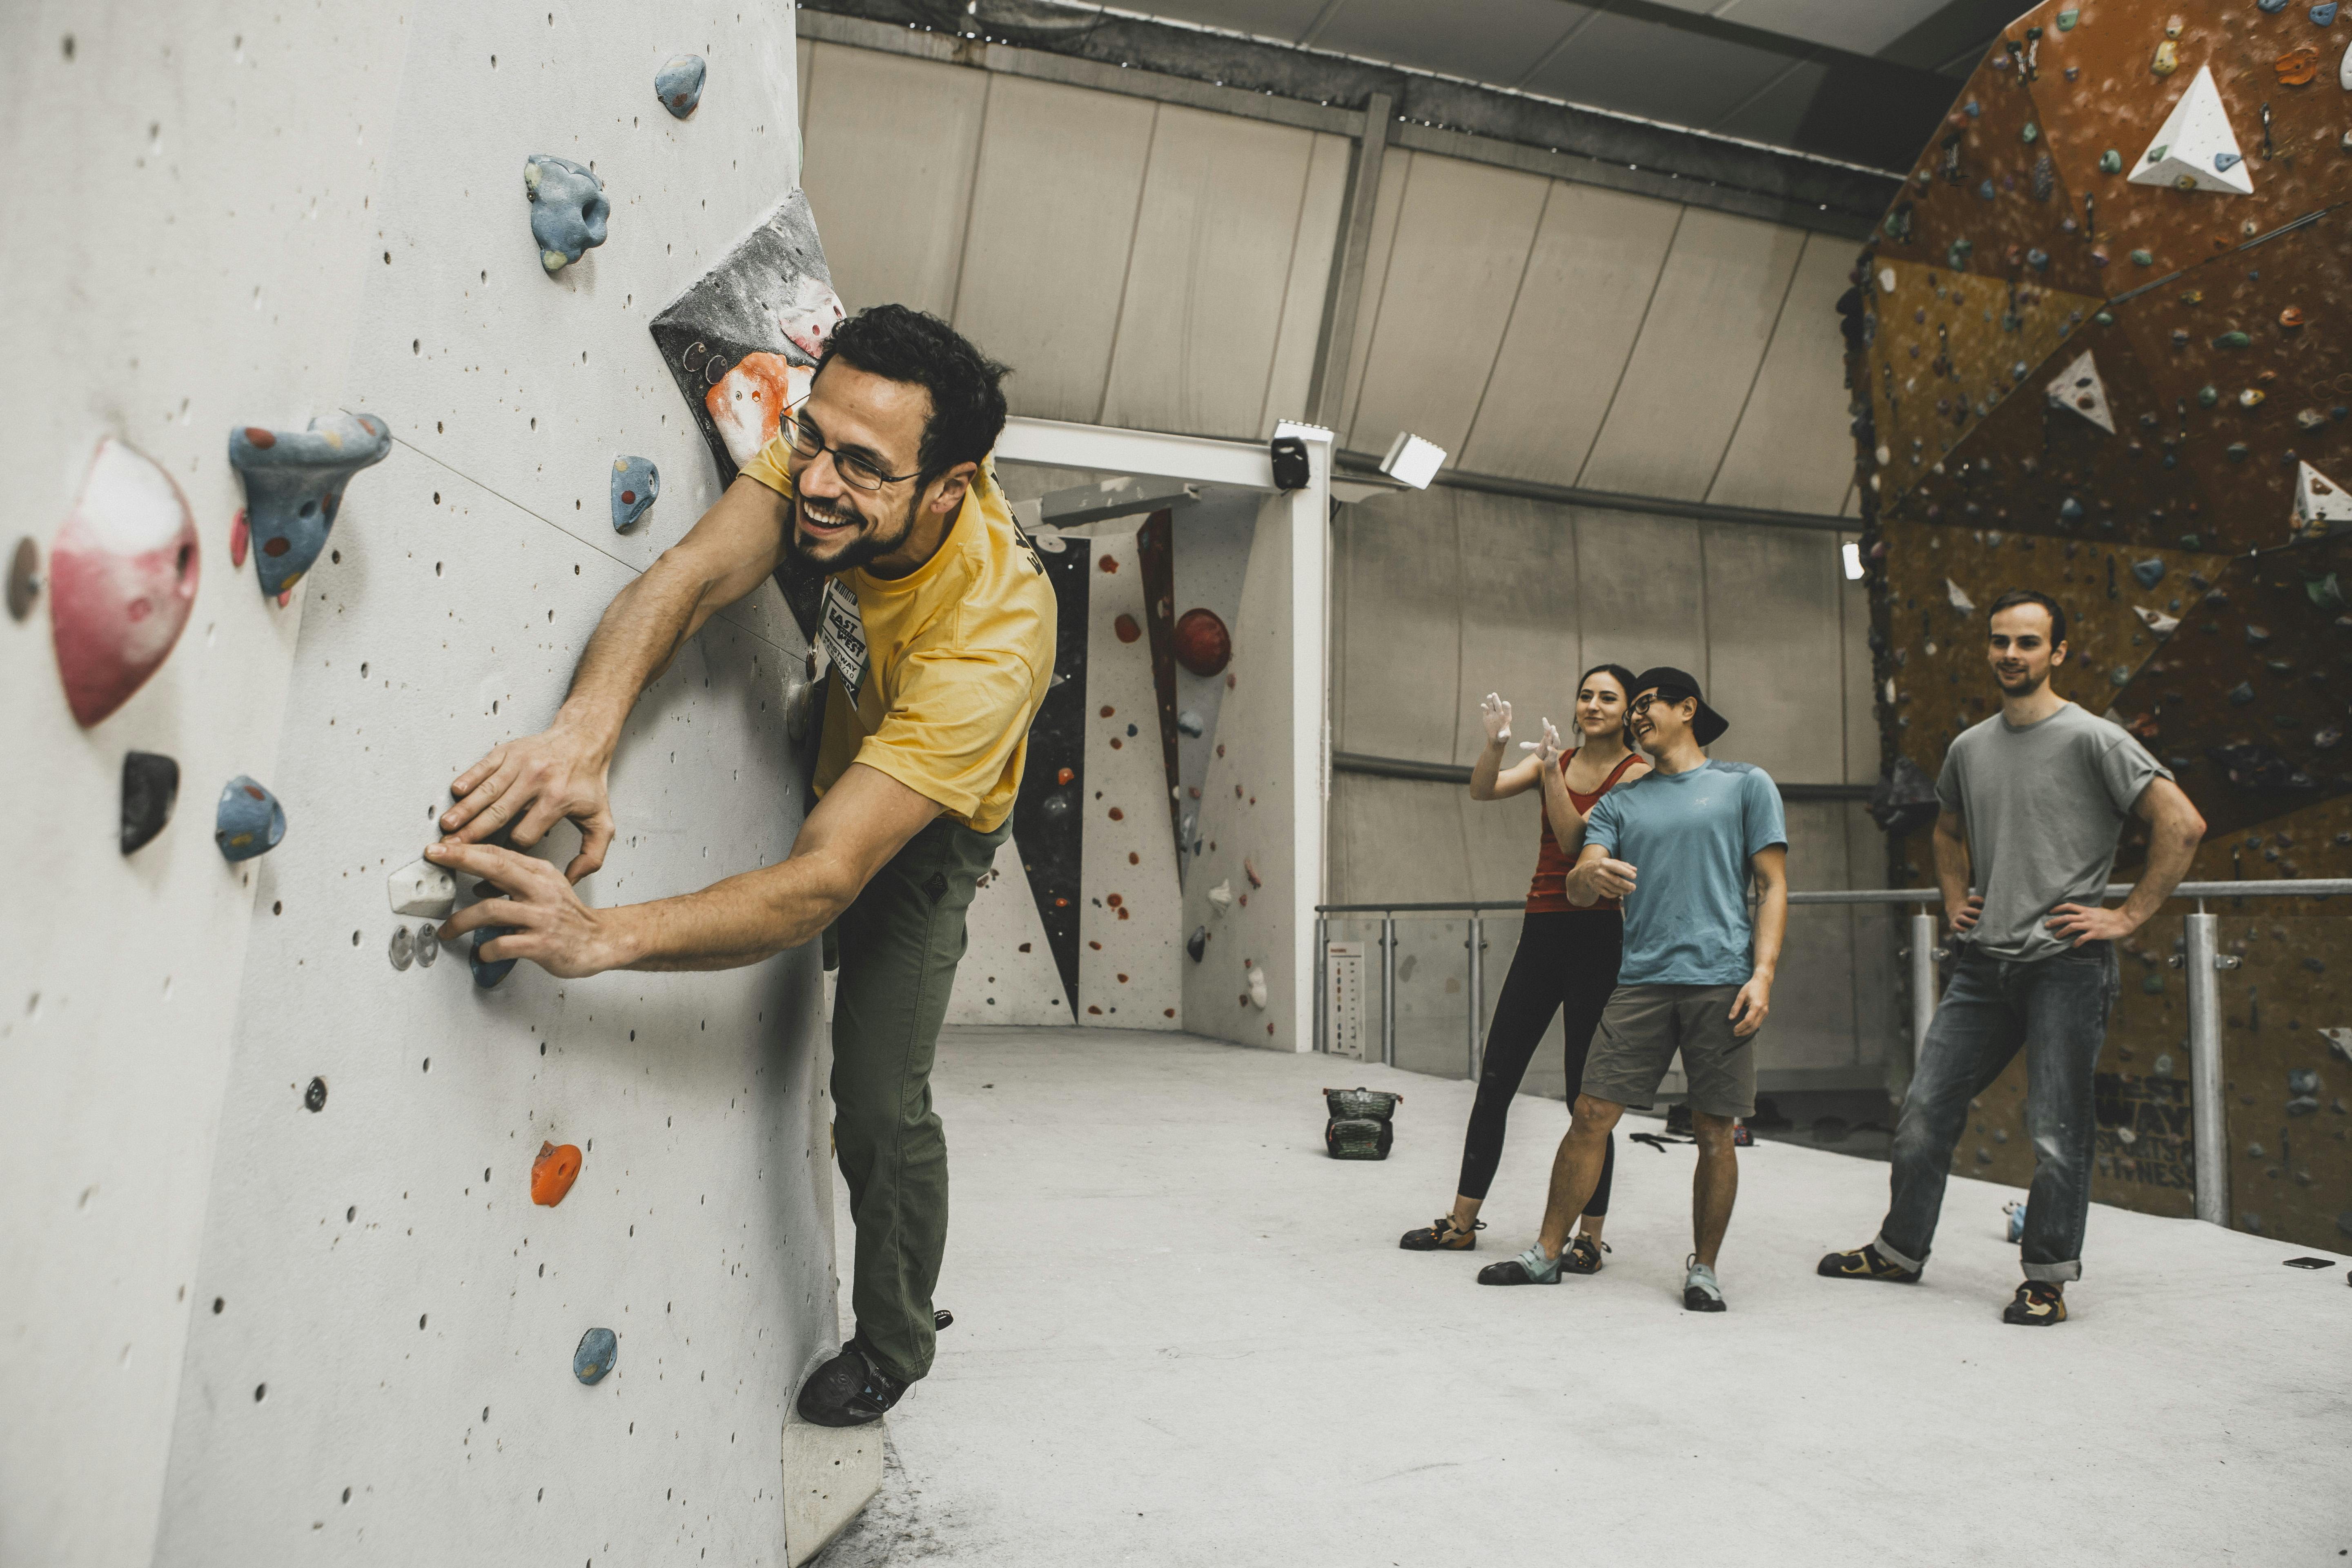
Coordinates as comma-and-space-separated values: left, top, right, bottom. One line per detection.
795, 1339, 909, 1428
2002, 1281, 2067, 1326
1476, 1243, 1563, 1285
1817, 1243, 1922, 1283
1399, 1215, 1484, 1251
1561, 1234, 1610, 1275
1683, 1255, 1726, 1312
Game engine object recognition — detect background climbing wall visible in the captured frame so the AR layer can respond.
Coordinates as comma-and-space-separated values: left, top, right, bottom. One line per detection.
1850, 0, 2352, 1252
2, 2, 866, 1564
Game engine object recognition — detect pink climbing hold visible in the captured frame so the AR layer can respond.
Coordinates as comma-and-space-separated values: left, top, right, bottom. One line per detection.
49, 437, 200, 728
229, 510, 249, 568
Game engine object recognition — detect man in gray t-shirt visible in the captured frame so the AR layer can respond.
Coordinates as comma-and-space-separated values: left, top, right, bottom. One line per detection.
1820, 590, 2205, 1327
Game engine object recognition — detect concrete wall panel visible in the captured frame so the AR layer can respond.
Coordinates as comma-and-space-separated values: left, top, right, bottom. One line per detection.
1345, 155, 1550, 461
1702, 523, 1846, 784
1577, 210, 1807, 500
1098, 107, 1322, 441
1456, 183, 1684, 486
1569, 510, 1708, 684
1450, 488, 1584, 766
1331, 490, 1463, 761
953, 76, 1157, 420
1335, 149, 1414, 443
1258, 133, 1354, 434
1706, 233, 1863, 516
799, 43, 989, 318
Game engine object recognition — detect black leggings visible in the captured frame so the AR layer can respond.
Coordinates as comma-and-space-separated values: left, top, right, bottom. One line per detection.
1455, 911, 1620, 1209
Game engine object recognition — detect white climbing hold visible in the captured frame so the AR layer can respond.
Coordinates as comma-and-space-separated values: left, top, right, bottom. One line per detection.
1207, 879, 1233, 913
2134, 605, 2180, 637
1876, 267, 1897, 294
1946, 579, 1976, 613
2292, 461, 2352, 543
1247, 967, 1268, 1009
2128, 66, 2253, 196
2043, 349, 2115, 434
388, 856, 457, 918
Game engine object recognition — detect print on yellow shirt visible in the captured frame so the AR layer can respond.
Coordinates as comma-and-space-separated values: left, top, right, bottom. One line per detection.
739, 434, 1056, 832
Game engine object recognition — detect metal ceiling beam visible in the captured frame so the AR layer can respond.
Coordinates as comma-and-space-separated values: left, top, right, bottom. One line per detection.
1307, 89, 1393, 428
797, 0, 1903, 225
1331, 450, 1858, 535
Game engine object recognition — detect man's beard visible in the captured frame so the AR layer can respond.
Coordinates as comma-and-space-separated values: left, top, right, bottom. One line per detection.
787, 481, 919, 574
1994, 664, 2046, 695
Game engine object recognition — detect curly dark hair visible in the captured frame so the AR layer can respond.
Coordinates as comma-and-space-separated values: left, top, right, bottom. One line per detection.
814, 304, 1011, 483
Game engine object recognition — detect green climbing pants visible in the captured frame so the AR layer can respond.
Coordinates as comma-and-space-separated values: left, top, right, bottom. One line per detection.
827, 811, 1009, 1385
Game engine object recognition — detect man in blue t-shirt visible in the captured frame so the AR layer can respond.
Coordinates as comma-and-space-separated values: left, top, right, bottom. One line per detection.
1476, 667, 1788, 1312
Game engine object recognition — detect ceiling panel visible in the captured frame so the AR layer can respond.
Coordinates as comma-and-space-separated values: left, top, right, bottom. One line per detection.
1126, 0, 1334, 44
1523, 11, 1795, 129
1666, 0, 1957, 58
1311, 0, 1586, 87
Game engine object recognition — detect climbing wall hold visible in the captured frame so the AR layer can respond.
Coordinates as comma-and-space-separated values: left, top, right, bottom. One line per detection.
610, 456, 659, 532
2055, 6, 2077, 26
1113, 613, 1141, 644
1187, 925, 1207, 962
1246, 967, 1268, 1009
572, 1326, 617, 1384
388, 857, 457, 918
304, 1076, 327, 1113
2291, 462, 2352, 541
214, 777, 285, 862
2130, 67, 2253, 194
532, 1141, 583, 1206
1172, 608, 1231, 677
2276, 46, 2322, 86
705, 352, 810, 469
1176, 709, 1204, 738
1244, 858, 1263, 890
48, 437, 199, 727
119, 751, 179, 855
2043, 350, 2115, 434
2097, 148, 2122, 174
228, 414, 392, 600
414, 921, 440, 967
1206, 879, 1232, 913
228, 512, 248, 568
654, 53, 706, 117
2151, 40, 2178, 76
6, 537, 38, 621
2130, 559, 2165, 589
470, 926, 518, 990
388, 926, 414, 971
2134, 606, 2181, 637
524, 154, 608, 274
1945, 579, 1976, 612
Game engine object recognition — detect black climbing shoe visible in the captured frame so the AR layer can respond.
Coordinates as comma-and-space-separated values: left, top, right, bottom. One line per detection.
1400, 1215, 1485, 1251
1817, 1243, 1921, 1283
2002, 1281, 2067, 1326
1683, 1254, 1726, 1312
1476, 1244, 1562, 1285
795, 1340, 909, 1428
1562, 1234, 1610, 1275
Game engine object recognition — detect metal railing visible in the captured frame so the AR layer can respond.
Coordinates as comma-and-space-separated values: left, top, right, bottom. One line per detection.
1316, 879, 2352, 1233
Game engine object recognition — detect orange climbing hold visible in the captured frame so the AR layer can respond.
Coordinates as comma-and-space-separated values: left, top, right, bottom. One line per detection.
531, 1141, 583, 1207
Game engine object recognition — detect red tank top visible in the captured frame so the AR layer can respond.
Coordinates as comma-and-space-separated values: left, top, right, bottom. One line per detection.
1525, 749, 1643, 915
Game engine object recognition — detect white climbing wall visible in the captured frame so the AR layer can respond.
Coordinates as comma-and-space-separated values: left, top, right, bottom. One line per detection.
942, 841, 1069, 1027
2, 4, 866, 1566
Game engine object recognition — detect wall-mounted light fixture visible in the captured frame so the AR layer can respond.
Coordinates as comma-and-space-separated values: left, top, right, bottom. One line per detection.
1841, 540, 1864, 581
1378, 431, 1446, 490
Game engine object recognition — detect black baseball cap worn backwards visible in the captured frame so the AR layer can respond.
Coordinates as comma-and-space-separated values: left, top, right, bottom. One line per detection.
1633, 666, 1729, 746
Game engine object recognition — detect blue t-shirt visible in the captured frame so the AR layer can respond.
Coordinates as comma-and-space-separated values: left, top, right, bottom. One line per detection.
1581, 760, 1787, 986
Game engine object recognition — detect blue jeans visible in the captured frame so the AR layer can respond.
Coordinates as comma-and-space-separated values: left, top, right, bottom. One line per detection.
1874, 941, 2118, 1284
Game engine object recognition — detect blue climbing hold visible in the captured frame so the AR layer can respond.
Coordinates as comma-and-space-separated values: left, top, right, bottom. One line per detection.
2313, 2, 2339, 23
655, 53, 706, 118
1977, 179, 1996, 200
2260, 0, 2289, 11
470, 925, 518, 989
2227, 682, 2256, 706
1177, 708, 1205, 738
2130, 558, 2165, 589
574, 1326, 617, 1384
214, 775, 285, 862
1964, 99, 1981, 118
2026, 248, 2049, 271
2058, 497, 2086, 524
228, 414, 392, 601
524, 154, 608, 275
2215, 151, 2243, 172
610, 456, 659, 532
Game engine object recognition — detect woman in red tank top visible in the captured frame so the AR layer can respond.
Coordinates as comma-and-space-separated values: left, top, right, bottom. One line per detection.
1399, 664, 1648, 1269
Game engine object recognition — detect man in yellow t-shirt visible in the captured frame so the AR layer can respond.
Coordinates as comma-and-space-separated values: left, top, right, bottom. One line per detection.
427, 305, 1054, 1427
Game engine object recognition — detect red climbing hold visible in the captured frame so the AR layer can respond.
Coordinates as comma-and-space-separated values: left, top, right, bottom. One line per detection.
1173, 608, 1230, 676
1099, 705, 1115, 718
1098, 555, 1119, 573
1057, 766, 1074, 784
1108, 807, 1125, 821
532, 1141, 583, 1207
1114, 613, 1141, 643
49, 437, 200, 728
229, 511, 249, 568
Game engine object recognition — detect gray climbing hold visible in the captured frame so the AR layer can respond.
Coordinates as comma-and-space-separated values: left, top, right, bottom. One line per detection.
655, 53, 706, 117
524, 154, 608, 275
1187, 925, 1207, 962
574, 1326, 617, 1384
388, 926, 414, 971
2247, 624, 2272, 646
2289, 1069, 2320, 1094
214, 776, 285, 862
228, 414, 392, 600
2129, 559, 2165, 589
610, 457, 659, 532
6, 537, 37, 621
388, 857, 456, 918
471, 926, 518, 989
415, 921, 440, 968
2058, 497, 2085, 524
2288, 1095, 2321, 1116
121, 751, 179, 856
1177, 709, 1204, 738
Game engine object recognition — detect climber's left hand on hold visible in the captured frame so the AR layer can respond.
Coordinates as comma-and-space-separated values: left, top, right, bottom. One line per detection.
429, 840, 618, 979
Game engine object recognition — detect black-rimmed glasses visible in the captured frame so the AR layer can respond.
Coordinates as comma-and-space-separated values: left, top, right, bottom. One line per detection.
783, 398, 921, 493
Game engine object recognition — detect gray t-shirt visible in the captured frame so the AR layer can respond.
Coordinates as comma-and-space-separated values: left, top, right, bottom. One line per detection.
1935, 702, 2172, 962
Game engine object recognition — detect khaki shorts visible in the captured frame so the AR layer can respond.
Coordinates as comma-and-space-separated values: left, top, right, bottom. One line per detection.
1580, 983, 1758, 1120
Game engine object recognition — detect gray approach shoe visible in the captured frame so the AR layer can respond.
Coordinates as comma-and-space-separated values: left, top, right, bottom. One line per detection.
1477, 1243, 1563, 1285
1683, 1254, 1726, 1312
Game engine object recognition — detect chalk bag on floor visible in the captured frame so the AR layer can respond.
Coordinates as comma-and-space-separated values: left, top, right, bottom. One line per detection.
1323, 1086, 1400, 1160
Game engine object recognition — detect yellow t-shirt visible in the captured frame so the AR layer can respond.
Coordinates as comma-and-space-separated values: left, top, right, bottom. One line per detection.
739, 435, 1055, 832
